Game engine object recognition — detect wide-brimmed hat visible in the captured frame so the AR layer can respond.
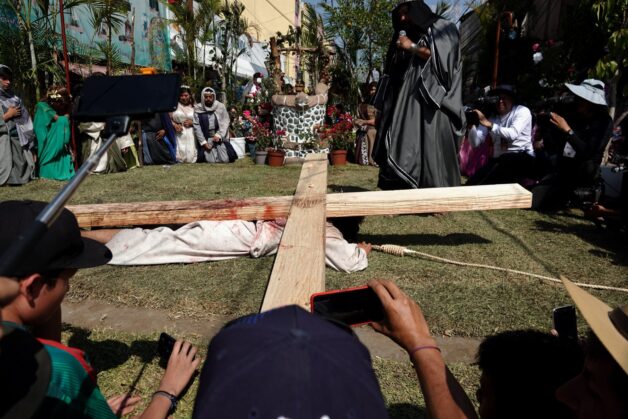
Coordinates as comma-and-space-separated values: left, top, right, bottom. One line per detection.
0, 201, 112, 277
193, 305, 388, 418
564, 79, 607, 106
561, 276, 627, 374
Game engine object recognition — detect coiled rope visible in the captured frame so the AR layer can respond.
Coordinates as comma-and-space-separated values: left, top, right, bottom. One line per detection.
373, 244, 628, 294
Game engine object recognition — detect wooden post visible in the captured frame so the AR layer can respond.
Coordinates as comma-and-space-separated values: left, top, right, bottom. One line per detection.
260, 154, 328, 311
68, 184, 532, 228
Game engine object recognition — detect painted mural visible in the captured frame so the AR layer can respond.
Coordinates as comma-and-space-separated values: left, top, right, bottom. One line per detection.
61, 0, 172, 70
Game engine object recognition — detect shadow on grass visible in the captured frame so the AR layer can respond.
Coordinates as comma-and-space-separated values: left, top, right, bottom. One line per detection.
64, 325, 158, 372
388, 403, 427, 418
360, 233, 491, 247
479, 212, 557, 273
533, 220, 628, 266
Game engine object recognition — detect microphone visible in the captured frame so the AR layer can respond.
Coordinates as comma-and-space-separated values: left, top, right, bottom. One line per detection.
399, 30, 406, 37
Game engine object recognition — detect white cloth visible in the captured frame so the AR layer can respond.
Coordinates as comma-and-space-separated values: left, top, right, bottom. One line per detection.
106, 220, 368, 273
468, 105, 534, 158
116, 133, 134, 149
172, 103, 197, 163
78, 122, 108, 173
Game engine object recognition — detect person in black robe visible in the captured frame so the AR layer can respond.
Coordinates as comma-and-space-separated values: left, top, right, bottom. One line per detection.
373, 0, 465, 190
141, 113, 177, 165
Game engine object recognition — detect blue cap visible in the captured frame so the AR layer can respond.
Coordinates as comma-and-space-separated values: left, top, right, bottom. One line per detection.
193, 305, 389, 418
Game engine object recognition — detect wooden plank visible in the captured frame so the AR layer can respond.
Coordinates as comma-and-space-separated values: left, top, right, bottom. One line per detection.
260, 154, 328, 312
327, 184, 532, 216
68, 196, 294, 228
68, 184, 532, 228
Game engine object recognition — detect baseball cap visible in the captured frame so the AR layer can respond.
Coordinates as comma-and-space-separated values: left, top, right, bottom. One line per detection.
0, 201, 112, 277
193, 305, 389, 418
489, 84, 517, 98
561, 276, 627, 374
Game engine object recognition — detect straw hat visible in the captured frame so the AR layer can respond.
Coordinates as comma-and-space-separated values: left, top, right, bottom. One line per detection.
564, 79, 607, 106
561, 276, 627, 374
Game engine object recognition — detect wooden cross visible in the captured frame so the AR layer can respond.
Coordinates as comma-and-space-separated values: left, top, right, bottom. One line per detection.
68, 156, 532, 310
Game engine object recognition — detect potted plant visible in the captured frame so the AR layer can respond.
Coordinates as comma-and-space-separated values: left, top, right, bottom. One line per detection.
252, 121, 273, 164
321, 116, 354, 166
299, 129, 321, 152
267, 129, 287, 167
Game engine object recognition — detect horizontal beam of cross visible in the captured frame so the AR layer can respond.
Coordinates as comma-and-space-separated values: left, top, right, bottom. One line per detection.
69, 184, 532, 228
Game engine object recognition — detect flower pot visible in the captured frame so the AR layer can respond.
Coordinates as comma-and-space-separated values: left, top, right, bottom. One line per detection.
267, 150, 285, 167
254, 150, 268, 165
330, 149, 348, 166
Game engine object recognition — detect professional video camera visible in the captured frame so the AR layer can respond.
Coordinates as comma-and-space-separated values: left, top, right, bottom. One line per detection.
464, 95, 499, 126
534, 93, 576, 128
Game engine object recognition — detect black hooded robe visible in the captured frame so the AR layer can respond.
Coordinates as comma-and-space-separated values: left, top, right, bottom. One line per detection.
373, 0, 466, 190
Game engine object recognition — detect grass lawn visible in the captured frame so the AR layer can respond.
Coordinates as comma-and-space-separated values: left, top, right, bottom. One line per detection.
2, 158, 626, 417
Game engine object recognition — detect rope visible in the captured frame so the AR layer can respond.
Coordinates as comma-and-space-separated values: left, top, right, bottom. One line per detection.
373, 244, 628, 294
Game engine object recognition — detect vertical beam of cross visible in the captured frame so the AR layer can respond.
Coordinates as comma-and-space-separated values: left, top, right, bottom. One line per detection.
260, 154, 328, 312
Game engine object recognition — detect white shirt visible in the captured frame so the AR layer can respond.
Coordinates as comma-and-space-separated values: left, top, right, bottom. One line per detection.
468, 105, 534, 158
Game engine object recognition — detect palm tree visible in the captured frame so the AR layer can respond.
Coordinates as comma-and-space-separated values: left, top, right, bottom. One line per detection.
2, 0, 87, 102
165, 0, 220, 82
301, 3, 329, 87
87, 0, 130, 74
216, 0, 259, 103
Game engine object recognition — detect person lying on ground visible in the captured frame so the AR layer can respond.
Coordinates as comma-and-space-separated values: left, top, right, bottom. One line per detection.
82, 217, 372, 273
0, 200, 200, 418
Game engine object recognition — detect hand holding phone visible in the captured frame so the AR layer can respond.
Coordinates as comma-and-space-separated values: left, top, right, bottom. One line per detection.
367, 279, 436, 353
553, 305, 577, 341
158, 332, 176, 361
311, 286, 384, 327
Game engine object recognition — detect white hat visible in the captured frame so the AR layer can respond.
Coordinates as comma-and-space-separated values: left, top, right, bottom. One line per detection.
564, 79, 607, 106
561, 276, 627, 374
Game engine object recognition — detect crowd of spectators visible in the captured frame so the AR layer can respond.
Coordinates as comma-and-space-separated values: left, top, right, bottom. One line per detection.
0, 200, 625, 418
461, 79, 617, 213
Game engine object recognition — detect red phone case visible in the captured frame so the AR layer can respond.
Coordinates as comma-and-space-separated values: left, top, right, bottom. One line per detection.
310, 285, 374, 327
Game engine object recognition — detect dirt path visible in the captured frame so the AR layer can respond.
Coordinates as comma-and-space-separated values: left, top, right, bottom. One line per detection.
62, 299, 482, 364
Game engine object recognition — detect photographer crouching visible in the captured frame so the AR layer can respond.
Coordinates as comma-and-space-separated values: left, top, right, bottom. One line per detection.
531, 79, 613, 211
465, 85, 536, 186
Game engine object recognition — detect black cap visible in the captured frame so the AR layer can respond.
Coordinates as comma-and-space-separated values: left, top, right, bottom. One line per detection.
489, 84, 516, 98
193, 305, 389, 418
0, 201, 112, 277
0, 64, 12, 79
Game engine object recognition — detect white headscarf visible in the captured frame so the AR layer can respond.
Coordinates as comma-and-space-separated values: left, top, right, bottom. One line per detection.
0, 65, 34, 147
196, 87, 219, 112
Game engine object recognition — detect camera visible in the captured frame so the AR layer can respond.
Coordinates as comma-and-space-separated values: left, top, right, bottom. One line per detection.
464, 95, 499, 126
534, 93, 576, 128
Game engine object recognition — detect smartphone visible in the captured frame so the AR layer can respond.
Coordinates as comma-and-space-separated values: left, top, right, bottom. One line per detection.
157, 332, 176, 361
310, 286, 384, 327
553, 305, 577, 341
